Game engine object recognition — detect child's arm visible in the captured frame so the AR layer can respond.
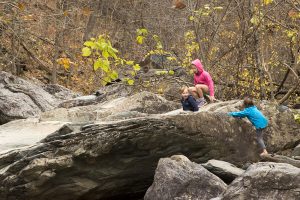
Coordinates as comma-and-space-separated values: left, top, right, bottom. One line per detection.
188, 96, 199, 111
228, 109, 248, 118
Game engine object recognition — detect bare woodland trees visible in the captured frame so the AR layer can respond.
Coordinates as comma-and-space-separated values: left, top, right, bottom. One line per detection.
0, 0, 299, 104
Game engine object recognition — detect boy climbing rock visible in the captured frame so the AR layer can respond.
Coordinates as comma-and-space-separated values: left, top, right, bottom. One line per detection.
228, 97, 269, 156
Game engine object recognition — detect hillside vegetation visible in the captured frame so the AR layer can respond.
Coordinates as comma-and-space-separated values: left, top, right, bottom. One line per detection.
0, 0, 299, 104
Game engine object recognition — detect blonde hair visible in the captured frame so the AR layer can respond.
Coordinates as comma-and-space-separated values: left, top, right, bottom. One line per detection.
180, 86, 188, 93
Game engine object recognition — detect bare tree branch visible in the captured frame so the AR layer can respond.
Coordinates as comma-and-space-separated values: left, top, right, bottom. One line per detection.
278, 62, 300, 104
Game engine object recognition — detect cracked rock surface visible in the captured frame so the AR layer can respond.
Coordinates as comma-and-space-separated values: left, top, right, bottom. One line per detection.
221, 162, 300, 200
0, 72, 77, 125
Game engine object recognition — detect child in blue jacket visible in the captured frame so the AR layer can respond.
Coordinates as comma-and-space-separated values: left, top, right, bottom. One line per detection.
181, 86, 199, 112
228, 97, 269, 156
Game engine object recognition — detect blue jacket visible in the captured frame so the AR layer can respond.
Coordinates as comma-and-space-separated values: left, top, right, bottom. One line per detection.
181, 95, 199, 112
228, 106, 268, 129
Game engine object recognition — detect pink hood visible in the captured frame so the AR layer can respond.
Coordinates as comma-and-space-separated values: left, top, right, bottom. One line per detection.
191, 59, 215, 97
192, 59, 204, 73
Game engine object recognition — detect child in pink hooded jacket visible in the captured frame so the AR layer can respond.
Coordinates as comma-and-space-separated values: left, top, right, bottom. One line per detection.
189, 59, 215, 106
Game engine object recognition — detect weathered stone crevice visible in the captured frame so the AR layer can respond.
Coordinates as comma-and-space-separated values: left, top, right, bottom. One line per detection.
0, 111, 25, 125
0, 71, 77, 125
4, 84, 46, 112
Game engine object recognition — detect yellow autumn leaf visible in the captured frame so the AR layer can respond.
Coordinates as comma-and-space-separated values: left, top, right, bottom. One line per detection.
286, 30, 297, 38
126, 61, 134, 65
133, 64, 140, 71
157, 88, 164, 94
130, 71, 136, 76
167, 56, 176, 61
22, 15, 35, 21
250, 16, 259, 25
82, 47, 91, 57
169, 70, 175, 75
57, 58, 70, 69
136, 36, 144, 44
82, 7, 92, 16
109, 71, 119, 80
127, 79, 134, 85
214, 7, 224, 10
17, 3, 25, 11
204, 4, 210, 9
263, 0, 273, 5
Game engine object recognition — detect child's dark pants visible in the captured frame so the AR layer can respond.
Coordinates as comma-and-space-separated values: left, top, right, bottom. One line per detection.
256, 128, 266, 149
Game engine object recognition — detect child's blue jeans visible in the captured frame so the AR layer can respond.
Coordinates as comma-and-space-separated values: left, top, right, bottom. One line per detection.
256, 128, 266, 149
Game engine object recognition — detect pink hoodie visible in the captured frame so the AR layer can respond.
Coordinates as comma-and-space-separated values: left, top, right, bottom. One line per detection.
192, 59, 215, 97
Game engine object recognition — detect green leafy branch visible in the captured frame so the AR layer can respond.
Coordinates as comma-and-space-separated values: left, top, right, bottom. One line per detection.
82, 35, 140, 85
136, 28, 178, 71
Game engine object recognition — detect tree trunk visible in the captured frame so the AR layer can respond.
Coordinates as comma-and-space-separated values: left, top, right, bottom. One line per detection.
51, 34, 60, 84
251, 7, 265, 99
51, 0, 68, 84
11, 13, 17, 75
83, 0, 103, 41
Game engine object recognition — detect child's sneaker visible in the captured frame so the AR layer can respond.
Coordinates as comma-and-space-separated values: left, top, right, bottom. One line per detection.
196, 98, 206, 108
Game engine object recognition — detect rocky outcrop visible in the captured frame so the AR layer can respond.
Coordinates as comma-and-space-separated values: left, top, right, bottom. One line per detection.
145, 159, 300, 200
0, 118, 69, 153
57, 95, 104, 108
202, 160, 245, 184
144, 155, 227, 200
43, 84, 79, 101
42, 91, 181, 123
0, 105, 299, 200
260, 154, 300, 168
292, 143, 300, 157
0, 90, 299, 200
0, 72, 77, 124
221, 162, 300, 200
259, 101, 300, 152
95, 83, 133, 101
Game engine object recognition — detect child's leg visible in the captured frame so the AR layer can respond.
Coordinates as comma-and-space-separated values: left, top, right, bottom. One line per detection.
195, 84, 209, 98
188, 87, 199, 98
256, 129, 268, 155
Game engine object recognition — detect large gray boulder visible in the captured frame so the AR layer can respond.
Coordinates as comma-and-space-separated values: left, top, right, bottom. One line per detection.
221, 162, 300, 200
0, 93, 299, 200
0, 118, 69, 153
144, 155, 227, 200
41, 91, 181, 123
202, 160, 245, 184
42, 84, 79, 101
292, 144, 300, 157
0, 71, 77, 124
259, 101, 300, 152
57, 84, 133, 109
260, 154, 300, 168
57, 94, 104, 108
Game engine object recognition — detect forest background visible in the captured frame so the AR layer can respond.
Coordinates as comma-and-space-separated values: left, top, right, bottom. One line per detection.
0, 0, 300, 105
